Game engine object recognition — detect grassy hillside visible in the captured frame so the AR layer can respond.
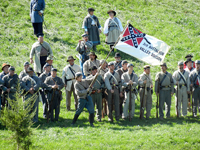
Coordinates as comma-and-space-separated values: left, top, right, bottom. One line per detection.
1, 0, 200, 149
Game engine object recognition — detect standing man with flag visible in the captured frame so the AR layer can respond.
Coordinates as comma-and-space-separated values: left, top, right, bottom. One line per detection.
62, 56, 81, 111
30, 0, 45, 37
189, 60, 200, 117
173, 61, 190, 117
155, 63, 174, 119
104, 10, 123, 51
82, 8, 101, 51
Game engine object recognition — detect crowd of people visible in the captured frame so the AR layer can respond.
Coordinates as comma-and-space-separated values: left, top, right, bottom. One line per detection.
0, 2, 199, 128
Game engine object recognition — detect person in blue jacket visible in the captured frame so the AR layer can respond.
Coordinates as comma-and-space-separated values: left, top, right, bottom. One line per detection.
30, 0, 45, 37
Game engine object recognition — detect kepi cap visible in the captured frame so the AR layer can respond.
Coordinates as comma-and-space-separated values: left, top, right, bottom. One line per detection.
82, 33, 88, 37
51, 68, 57, 72
160, 62, 167, 68
127, 63, 134, 68
195, 60, 200, 64
143, 65, 150, 69
108, 62, 114, 66
178, 61, 184, 66
8, 66, 15, 71
75, 72, 82, 78
27, 67, 34, 72
46, 56, 53, 62
24, 61, 30, 66
122, 60, 128, 65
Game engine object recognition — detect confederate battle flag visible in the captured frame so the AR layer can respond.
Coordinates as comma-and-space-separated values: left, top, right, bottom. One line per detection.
115, 23, 170, 66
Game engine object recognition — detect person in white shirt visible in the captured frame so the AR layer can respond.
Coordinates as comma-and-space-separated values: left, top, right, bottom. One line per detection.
62, 56, 81, 111
104, 10, 123, 51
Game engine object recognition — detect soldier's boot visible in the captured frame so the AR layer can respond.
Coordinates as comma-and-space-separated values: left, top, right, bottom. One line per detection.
89, 113, 95, 127
71, 114, 79, 126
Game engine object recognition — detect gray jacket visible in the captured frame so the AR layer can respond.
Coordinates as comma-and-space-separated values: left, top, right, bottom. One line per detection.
104, 71, 121, 92
76, 40, 93, 55
74, 79, 93, 99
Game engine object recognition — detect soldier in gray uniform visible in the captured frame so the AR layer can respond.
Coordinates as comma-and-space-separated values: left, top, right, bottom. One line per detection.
173, 61, 190, 117
138, 65, 153, 119
76, 33, 93, 78
44, 68, 64, 122
121, 64, 138, 119
71, 72, 94, 127
116, 60, 128, 117
104, 62, 122, 122
113, 53, 122, 70
19, 62, 30, 80
39, 63, 51, 118
2, 66, 19, 107
155, 63, 174, 119
22, 67, 41, 123
99, 60, 108, 117
99, 60, 108, 78
83, 52, 100, 77
189, 60, 200, 117
87, 66, 104, 121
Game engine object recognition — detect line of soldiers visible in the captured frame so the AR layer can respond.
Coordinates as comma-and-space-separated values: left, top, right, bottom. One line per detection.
0, 53, 200, 126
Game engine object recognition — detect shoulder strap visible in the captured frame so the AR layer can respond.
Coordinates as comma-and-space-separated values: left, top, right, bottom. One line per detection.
178, 71, 186, 84
114, 61, 121, 70
89, 16, 98, 27
160, 72, 168, 86
69, 67, 76, 78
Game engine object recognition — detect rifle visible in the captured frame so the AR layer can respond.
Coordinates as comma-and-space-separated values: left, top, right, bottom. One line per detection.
156, 80, 159, 118
176, 82, 179, 117
129, 84, 132, 122
140, 84, 146, 119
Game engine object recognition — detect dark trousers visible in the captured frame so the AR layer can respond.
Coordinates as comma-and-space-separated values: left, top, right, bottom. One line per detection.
32, 22, 43, 37
37, 56, 47, 76
75, 96, 94, 115
49, 96, 60, 121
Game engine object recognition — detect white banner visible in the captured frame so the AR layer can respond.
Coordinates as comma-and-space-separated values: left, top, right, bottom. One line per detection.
115, 24, 170, 66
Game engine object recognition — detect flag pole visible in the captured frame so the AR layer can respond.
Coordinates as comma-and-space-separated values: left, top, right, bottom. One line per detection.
87, 21, 130, 93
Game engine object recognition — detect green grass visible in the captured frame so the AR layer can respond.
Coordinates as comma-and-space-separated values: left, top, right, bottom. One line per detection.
1, 0, 200, 149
